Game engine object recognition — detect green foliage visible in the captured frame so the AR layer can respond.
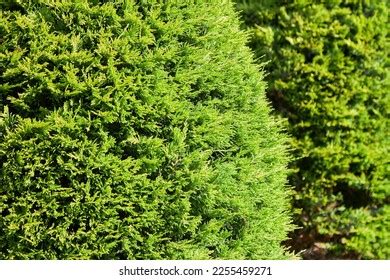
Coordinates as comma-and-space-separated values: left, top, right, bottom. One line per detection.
0, 0, 292, 259
237, 0, 389, 259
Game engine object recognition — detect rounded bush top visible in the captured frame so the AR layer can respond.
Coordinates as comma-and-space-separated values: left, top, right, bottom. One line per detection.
0, 1, 291, 259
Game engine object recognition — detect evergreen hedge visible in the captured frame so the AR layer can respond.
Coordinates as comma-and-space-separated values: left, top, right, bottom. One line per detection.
0, 0, 292, 259
237, 0, 389, 259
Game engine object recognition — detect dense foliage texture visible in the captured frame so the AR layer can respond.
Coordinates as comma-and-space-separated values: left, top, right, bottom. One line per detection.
0, 0, 292, 259
237, 0, 389, 259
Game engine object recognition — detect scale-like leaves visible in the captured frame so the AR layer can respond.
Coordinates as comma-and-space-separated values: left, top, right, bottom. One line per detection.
0, 0, 292, 259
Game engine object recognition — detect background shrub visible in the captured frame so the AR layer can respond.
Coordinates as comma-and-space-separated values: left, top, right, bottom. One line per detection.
237, 0, 389, 259
0, 0, 292, 259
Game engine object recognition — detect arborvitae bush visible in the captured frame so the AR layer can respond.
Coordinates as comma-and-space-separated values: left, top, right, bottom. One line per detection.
237, 0, 389, 259
0, 0, 292, 259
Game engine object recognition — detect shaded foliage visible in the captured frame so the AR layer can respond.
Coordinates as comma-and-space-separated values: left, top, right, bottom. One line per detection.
237, 0, 389, 259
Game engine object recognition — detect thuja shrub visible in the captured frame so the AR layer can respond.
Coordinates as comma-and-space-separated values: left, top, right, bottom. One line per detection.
237, 0, 389, 259
0, 0, 292, 259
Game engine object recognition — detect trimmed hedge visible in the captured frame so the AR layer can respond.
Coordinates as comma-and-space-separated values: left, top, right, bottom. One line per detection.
0, 0, 292, 259
237, 0, 389, 259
